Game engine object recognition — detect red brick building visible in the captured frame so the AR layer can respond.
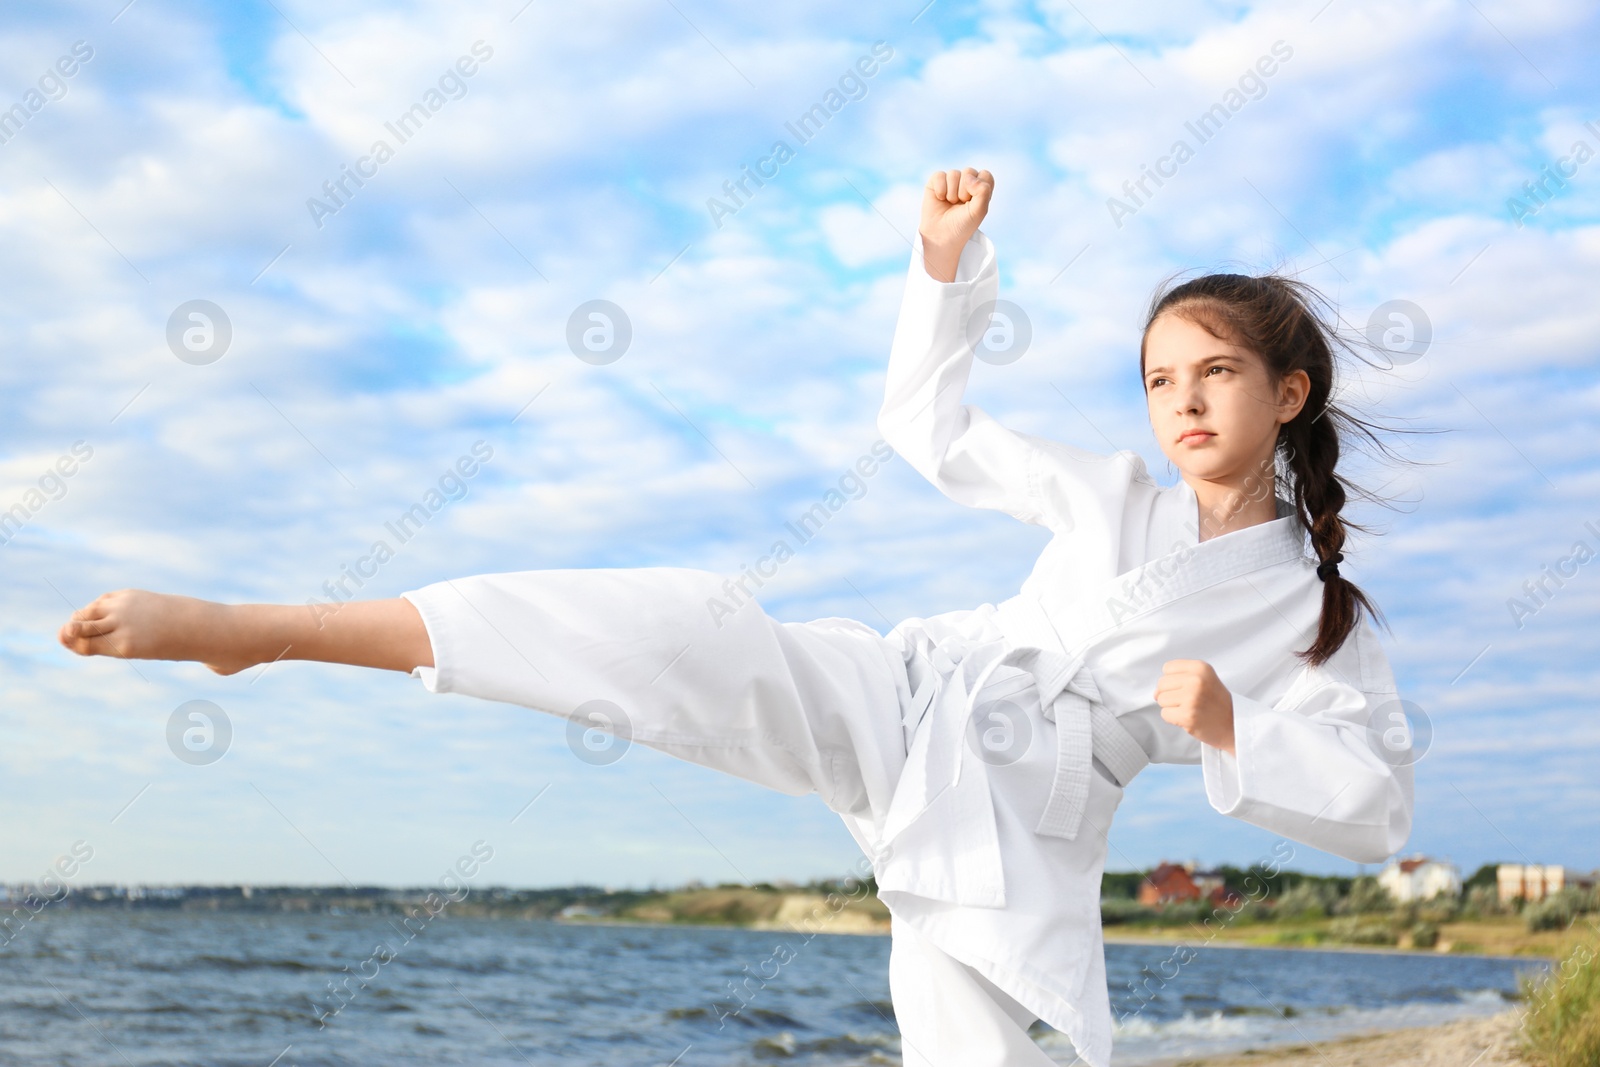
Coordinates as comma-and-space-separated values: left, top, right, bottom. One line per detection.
1138, 861, 1242, 908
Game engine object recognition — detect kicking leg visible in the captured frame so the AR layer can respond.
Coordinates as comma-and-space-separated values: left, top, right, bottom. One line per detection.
57, 568, 912, 823
57, 589, 432, 677
400, 566, 912, 817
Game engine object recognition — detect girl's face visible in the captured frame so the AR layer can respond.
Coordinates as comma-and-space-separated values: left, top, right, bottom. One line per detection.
1142, 310, 1308, 486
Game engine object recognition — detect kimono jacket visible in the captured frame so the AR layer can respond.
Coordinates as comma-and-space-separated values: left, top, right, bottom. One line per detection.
841, 228, 1416, 1066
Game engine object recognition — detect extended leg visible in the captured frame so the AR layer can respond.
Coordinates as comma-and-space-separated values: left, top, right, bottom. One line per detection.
59, 567, 912, 824
400, 566, 911, 817
57, 589, 433, 676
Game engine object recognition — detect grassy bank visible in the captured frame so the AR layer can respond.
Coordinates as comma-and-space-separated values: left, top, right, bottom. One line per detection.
1516, 922, 1600, 1066
604, 885, 890, 934
1098, 873, 1600, 961
1101, 913, 1583, 959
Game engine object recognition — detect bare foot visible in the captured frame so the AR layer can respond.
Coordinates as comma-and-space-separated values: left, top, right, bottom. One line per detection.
58, 590, 259, 676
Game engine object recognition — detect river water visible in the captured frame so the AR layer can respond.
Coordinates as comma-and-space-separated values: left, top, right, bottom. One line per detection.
1, 911, 1546, 1065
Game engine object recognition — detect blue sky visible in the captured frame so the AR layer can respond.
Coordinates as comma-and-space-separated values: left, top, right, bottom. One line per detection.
1, 0, 1596, 891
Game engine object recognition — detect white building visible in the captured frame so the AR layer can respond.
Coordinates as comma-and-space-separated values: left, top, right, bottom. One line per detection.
1378, 854, 1461, 902
1497, 864, 1599, 904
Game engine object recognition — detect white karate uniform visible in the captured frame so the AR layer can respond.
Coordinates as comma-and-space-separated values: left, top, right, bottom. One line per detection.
399, 229, 1414, 1067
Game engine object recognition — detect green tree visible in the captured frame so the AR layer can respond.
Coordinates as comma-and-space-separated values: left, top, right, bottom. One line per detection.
1463, 863, 1501, 892
1334, 875, 1393, 915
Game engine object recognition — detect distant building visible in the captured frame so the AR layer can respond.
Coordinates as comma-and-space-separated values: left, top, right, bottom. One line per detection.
1139, 862, 1240, 908
1497, 864, 1599, 904
1378, 855, 1461, 901
1139, 862, 1197, 905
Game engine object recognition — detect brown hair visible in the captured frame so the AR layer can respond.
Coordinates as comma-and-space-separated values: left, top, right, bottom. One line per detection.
1139, 272, 1423, 668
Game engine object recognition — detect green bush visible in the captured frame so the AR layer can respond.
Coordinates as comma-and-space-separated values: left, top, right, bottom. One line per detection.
1099, 895, 1246, 928
1416, 898, 1461, 924
1527, 888, 1596, 934
1328, 915, 1397, 945
1460, 883, 1508, 920
1389, 896, 1461, 928
1155, 899, 1218, 926
1333, 875, 1394, 916
1100, 898, 1158, 926
1274, 879, 1334, 920
1410, 921, 1439, 949
1267, 928, 1328, 946
1519, 926, 1600, 1067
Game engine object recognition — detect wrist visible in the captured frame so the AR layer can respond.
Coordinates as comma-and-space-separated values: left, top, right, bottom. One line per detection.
918, 237, 964, 283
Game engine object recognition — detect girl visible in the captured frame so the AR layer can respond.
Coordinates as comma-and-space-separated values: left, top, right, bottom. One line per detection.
59, 167, 1414, 1067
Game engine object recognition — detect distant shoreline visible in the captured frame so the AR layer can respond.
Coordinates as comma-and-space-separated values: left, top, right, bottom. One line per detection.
31, 903, 1563, 962
14, 883, 1580, 961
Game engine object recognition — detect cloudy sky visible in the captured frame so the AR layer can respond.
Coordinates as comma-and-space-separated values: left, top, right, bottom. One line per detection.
1, 0, 1596, 892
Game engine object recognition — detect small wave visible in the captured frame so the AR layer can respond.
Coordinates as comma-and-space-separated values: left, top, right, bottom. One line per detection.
751, 1030, 899, 1058
664, 1005, 712, 1021
754, 1031, 799, 1057
843, 997, 897, 1019
1107, 991, 1524, 1066
193, 954, 319, 973
395, 955, 514, 977
136, 1002, 205, 1015
667, 1004, 806, 1029
1112, 1010, 1258, 1041
805, 1032, 900, 1053
725, 1006, 807, 1029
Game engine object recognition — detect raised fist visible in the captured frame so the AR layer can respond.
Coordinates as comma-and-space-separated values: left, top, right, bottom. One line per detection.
918, 167, 993, 282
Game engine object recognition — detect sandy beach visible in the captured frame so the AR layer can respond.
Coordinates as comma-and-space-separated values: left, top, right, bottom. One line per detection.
1142, 1006, 1530, 1067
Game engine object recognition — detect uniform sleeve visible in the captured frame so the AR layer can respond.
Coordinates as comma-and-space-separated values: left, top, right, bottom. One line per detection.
877, 229, 1052, 526
878, 230, 1155, 538
1200, 617, 1414, 865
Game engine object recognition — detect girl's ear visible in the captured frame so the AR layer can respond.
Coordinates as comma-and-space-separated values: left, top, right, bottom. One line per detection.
1277, 368, 1311, 424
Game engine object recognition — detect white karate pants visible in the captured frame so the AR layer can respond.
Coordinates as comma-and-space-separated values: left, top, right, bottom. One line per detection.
400, 566, 1055, 1066
890, 920, 1060, 1066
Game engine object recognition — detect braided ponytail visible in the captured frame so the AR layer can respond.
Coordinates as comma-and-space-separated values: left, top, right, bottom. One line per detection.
1277, 358, 1384, 667
1140, 272, 1414, 668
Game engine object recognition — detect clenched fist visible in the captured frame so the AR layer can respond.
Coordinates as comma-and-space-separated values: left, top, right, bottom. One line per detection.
919, 167, 993, 282
1154, 659, 1236, 756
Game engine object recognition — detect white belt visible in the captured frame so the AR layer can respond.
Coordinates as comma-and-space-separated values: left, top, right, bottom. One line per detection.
873, 636, 1152, 909
872, 519, 1313, 910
